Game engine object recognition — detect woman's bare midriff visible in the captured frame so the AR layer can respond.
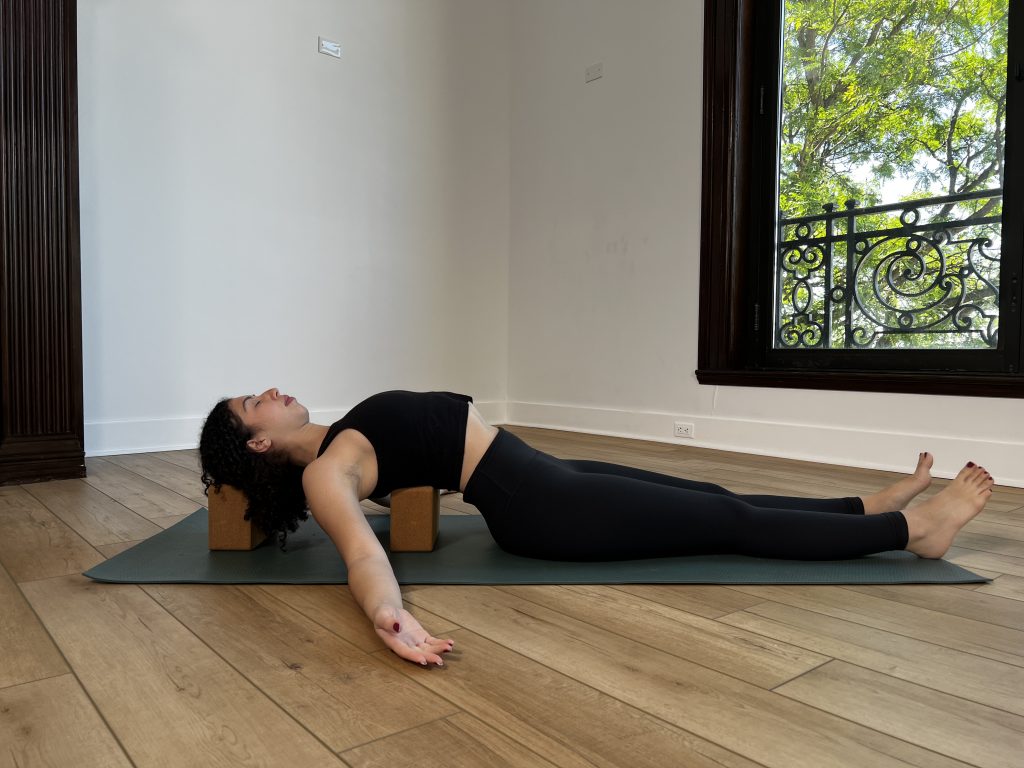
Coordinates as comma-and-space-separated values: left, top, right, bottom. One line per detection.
460, 403, 499, 492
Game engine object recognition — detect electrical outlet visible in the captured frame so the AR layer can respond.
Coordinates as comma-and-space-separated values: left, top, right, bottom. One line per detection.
674, 421, 694, 439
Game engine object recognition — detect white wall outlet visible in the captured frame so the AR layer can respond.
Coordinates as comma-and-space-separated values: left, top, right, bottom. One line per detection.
674, 421, 694, 439
318, 37, 342, 58
585, 62, 603, 83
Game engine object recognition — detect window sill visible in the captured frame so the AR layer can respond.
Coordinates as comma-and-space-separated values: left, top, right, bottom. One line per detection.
694, 369, 1024, 398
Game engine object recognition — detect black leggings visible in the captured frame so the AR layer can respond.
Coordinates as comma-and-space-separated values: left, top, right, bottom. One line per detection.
463, 428, 909, 561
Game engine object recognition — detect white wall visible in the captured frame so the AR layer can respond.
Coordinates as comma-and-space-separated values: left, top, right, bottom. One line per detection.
77, 0, 510, 453
506, 0, 1024, 486
79, 0, 1023, 487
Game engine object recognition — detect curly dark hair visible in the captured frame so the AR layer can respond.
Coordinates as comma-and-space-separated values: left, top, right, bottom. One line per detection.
198, 399, 308, 547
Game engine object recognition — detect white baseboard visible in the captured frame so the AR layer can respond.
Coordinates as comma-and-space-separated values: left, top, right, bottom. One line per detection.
85, 399, 1022, 488
506, 400, 1024, 489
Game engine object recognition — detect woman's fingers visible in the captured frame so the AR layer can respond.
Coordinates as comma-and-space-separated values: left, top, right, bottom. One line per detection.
386, 637, 434, 665
405, 645, 444, 667
384, 635, 449, 667
424, 635, 455, 651
375, 614, 454, 667
412, 639, 450, 665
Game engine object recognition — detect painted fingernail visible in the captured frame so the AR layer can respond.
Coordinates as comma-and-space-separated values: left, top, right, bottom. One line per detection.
436, 660, 444, 667
393, 623, 400, 632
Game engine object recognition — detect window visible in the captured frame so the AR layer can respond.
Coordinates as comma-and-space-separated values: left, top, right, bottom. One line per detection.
698, 0, 1023, 397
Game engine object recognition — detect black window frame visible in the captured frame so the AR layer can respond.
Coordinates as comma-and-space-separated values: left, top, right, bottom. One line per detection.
697, 0, 1024, 398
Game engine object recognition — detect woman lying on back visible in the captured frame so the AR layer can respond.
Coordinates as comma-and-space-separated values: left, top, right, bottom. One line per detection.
198, 388, 993, 667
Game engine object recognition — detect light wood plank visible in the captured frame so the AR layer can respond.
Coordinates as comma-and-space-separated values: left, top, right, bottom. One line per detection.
22, 478, 163, 546
499, 584, 828, 688
977, 574, 1024, 603
963, 518, 1024, 542
404, 585, 969, 768
257, 584, 461, 653
949, 530, 1024, 558
0, 674, 132, 767
445, 714, 563, 766
82, 457, 197, 520
372, 628, 761, 768
104, 452, 207, 505
342, 713, 561, 768
696, 468, 867, 501
720, 600, 1024, 715
143, 583, 460, 752
986, 490, 1024, 514
726, 585, 1024, 667
96, 539, 144, 559
5, 428, 1022, 767
0, 564, 67, 689
22, 575, 344, 768
948, 549, 1024, 578
149, 449, 201, 471
610, 583, 765, 619
152, 512, 196, 530
0, 486, 103, 582
841, 583, 1024, 630
776, 660, 1024, 768
973, 505, 1024, 526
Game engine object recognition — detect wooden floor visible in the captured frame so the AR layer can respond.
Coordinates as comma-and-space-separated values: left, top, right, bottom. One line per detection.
2, 425, 1023, 768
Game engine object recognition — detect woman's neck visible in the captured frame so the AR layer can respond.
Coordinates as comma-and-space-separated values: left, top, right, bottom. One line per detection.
282, 422, 331, 468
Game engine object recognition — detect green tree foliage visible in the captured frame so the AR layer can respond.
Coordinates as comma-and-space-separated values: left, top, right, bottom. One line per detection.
780, 0, 1006, 217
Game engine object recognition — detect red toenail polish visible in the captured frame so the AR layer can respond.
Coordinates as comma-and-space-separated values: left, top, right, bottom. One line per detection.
393, 623, 400, 632
967, 462, 975, 467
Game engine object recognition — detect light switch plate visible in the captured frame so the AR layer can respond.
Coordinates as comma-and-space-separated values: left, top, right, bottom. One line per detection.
318, 37, 342, 58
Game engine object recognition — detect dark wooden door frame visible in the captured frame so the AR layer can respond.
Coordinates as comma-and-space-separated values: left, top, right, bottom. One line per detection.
0, 0, 85, 483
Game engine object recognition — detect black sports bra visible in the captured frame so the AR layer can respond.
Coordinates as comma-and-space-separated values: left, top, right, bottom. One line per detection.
316, 390, 473, 497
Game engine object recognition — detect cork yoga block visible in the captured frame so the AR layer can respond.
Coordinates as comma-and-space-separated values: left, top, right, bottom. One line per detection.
388, 486, 440, 552
208, 484, 268, 550
207, 483, 440, 553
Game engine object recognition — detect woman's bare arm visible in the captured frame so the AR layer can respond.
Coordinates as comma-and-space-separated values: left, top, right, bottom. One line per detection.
302, 460, 453, 665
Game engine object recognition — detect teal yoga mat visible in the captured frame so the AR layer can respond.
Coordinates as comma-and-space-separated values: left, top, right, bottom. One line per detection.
83, 508, 988, 585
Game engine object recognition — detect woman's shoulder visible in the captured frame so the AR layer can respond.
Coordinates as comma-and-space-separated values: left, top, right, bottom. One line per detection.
312, 426, 375, 467
303, 427, 378, 497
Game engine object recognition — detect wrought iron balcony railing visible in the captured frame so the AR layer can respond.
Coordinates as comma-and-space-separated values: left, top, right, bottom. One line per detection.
776, 189, 1001, 350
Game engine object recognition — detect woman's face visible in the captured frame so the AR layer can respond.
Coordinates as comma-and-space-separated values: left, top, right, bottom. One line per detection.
228, 388, 308, 453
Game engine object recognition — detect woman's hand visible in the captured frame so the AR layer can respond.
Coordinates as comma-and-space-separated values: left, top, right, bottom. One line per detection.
373, 605, 454, 667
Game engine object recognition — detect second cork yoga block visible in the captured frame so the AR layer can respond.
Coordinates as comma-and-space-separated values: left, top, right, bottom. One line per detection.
389, 486, 440, 552
208, 484, 268, 550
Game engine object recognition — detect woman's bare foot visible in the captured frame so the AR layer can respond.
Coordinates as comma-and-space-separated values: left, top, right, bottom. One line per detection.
903, 464, 993, 558
861, 452, 933, 514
